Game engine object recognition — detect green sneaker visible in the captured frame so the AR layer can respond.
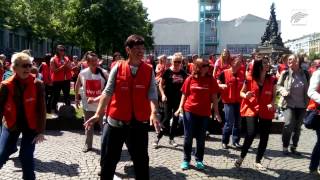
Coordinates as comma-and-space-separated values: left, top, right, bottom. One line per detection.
180, 161, 189, 170
195, 161, 205, 170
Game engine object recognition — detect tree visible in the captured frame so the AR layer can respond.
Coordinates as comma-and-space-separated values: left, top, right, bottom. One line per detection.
0, 0, 13, 28
73, 0, 153, 56
308, 51, 320, 61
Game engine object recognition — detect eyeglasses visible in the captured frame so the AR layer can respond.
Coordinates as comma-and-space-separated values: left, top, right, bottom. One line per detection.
202, 64, 210, 68
19, 63, 32, 68
173, 61, 182, 64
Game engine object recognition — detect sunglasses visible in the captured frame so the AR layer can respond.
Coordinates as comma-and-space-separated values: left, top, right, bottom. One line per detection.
173, 61, 182, 64
202, 64, 210, 68
19, 63, 32, 68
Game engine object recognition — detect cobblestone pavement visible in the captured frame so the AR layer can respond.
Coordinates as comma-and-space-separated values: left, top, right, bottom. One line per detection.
0, 127, 319, 180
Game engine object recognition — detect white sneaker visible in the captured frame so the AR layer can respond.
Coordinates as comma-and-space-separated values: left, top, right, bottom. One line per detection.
51, 113, 58, 119
169, 140, 178, 147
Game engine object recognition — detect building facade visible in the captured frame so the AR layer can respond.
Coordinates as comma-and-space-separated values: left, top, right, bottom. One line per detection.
284, 35, 311, 55
152, 14, 277, 57
285, 33, 320, 55
0, 28, 81, 59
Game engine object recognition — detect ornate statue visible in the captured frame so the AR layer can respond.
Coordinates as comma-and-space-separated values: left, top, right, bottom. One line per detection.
260, 3, 284, 48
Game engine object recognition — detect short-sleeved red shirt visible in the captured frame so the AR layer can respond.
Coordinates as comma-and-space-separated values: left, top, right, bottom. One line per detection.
181, 75, 219, 116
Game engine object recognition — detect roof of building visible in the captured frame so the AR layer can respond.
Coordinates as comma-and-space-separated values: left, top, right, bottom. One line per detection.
153, 18, 189, 24
227, 14, 268, 22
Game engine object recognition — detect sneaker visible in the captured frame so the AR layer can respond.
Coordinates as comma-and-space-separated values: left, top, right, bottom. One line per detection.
232, 142, 242, 149
283, 147, 289, 155
51, 113, 58, 119
195, 161, 205, 170
180, 161, 190, 170
153, 138, 160, 149
290, 147, 301, 156
169, 139, 178, 147
82, 147, 92, 153
310, 169, 320, 175
234, 158, 243, 168
222, 143, 228, 149
254, 163, 266, 171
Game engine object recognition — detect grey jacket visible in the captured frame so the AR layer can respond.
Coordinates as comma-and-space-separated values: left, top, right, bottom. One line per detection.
277, 68, 309, 108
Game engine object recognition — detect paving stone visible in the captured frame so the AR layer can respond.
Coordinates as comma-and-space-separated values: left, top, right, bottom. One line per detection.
0, 128, 319, 179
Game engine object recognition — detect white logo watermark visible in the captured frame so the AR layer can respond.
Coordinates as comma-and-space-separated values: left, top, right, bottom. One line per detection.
291, 9, 308, 26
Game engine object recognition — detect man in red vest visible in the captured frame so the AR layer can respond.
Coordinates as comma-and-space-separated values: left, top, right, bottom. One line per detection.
84, 34, 161, 180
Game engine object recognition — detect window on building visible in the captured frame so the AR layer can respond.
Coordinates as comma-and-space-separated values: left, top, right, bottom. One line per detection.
0, 30, 4, 48
14, 34, 20, 50
21, 36, 27, 50
9, 33, 13, 49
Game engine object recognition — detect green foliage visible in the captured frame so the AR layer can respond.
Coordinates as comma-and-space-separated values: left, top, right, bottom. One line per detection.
1, 0, 154, 56
308, 51, 320, 61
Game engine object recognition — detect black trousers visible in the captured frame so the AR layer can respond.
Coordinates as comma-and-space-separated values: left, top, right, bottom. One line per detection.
44, 85, 53, 113
240, 117, 272, 163
52, 80, 71, 112
157, 98, 180, 140
100, 120, 149, 180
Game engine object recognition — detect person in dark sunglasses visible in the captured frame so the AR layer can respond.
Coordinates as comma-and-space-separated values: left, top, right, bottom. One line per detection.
0, 52, 46, 180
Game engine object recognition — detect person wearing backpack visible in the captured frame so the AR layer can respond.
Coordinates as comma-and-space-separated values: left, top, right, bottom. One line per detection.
75, 51, 108, 153
307, 68, 320, 175
277, 54, 310, 156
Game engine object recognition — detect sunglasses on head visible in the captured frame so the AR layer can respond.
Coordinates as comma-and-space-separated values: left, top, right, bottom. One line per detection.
19, 63, 32, 68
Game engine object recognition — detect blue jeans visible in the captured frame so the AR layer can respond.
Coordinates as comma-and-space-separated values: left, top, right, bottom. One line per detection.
310, 128, 320, 171
0, 126, 37, 180
183, 111, 209, 162
222, 103, 241, 144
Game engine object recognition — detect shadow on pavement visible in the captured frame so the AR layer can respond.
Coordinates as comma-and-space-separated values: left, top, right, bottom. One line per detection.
115, 165, 188, 179
249, 147, 311, 159
268, 168, 319, 180
12, 158, 79, 177
45, 131, 64, 136
203, 166, 278, 179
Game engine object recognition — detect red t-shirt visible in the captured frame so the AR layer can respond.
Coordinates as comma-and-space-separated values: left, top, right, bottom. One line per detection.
181, 75, 219, 116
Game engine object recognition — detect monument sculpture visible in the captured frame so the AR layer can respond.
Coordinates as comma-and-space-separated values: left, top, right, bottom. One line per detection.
257, 3, 290, 62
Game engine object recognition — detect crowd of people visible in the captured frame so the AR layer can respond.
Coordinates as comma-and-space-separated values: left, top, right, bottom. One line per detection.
0, 34, 320, 179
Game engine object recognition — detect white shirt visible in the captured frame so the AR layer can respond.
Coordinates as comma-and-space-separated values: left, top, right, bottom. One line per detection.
79, 68, 107, 111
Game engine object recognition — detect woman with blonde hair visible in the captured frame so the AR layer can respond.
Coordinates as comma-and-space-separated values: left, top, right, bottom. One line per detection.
0, 52, 46, 179
176, 58, 221, 170
155, 55, 167, 83
213, 49, 232, 79
153, 53, 188, 148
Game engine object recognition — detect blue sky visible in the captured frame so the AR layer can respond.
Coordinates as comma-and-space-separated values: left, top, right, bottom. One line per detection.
141, 0, 320, 41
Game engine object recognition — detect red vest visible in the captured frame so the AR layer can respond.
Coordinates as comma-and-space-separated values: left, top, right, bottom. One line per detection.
3, 74, 38, 131
40, 62, 51, 84
240, 75, 275, 119
221, 69, 244, 104
307, 86, 320, 111
107, 61, 152, 122
51, 55, 72, 82
214, 58, 231, 79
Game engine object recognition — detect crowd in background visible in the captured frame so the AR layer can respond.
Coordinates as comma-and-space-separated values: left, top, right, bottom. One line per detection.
1, 40, 320, 179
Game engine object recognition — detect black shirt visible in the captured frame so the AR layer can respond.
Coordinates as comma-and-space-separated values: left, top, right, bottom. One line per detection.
162, 69, 188, 100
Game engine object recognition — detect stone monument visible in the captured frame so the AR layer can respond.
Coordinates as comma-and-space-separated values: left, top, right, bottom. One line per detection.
257, 3, 290, 62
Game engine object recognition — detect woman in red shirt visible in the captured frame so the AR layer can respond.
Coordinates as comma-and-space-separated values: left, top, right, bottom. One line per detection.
235, 57, 277, 170
175, 58, 221, 170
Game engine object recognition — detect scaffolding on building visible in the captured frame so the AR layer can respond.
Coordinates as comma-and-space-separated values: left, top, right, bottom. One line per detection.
199, 0, 220, 56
